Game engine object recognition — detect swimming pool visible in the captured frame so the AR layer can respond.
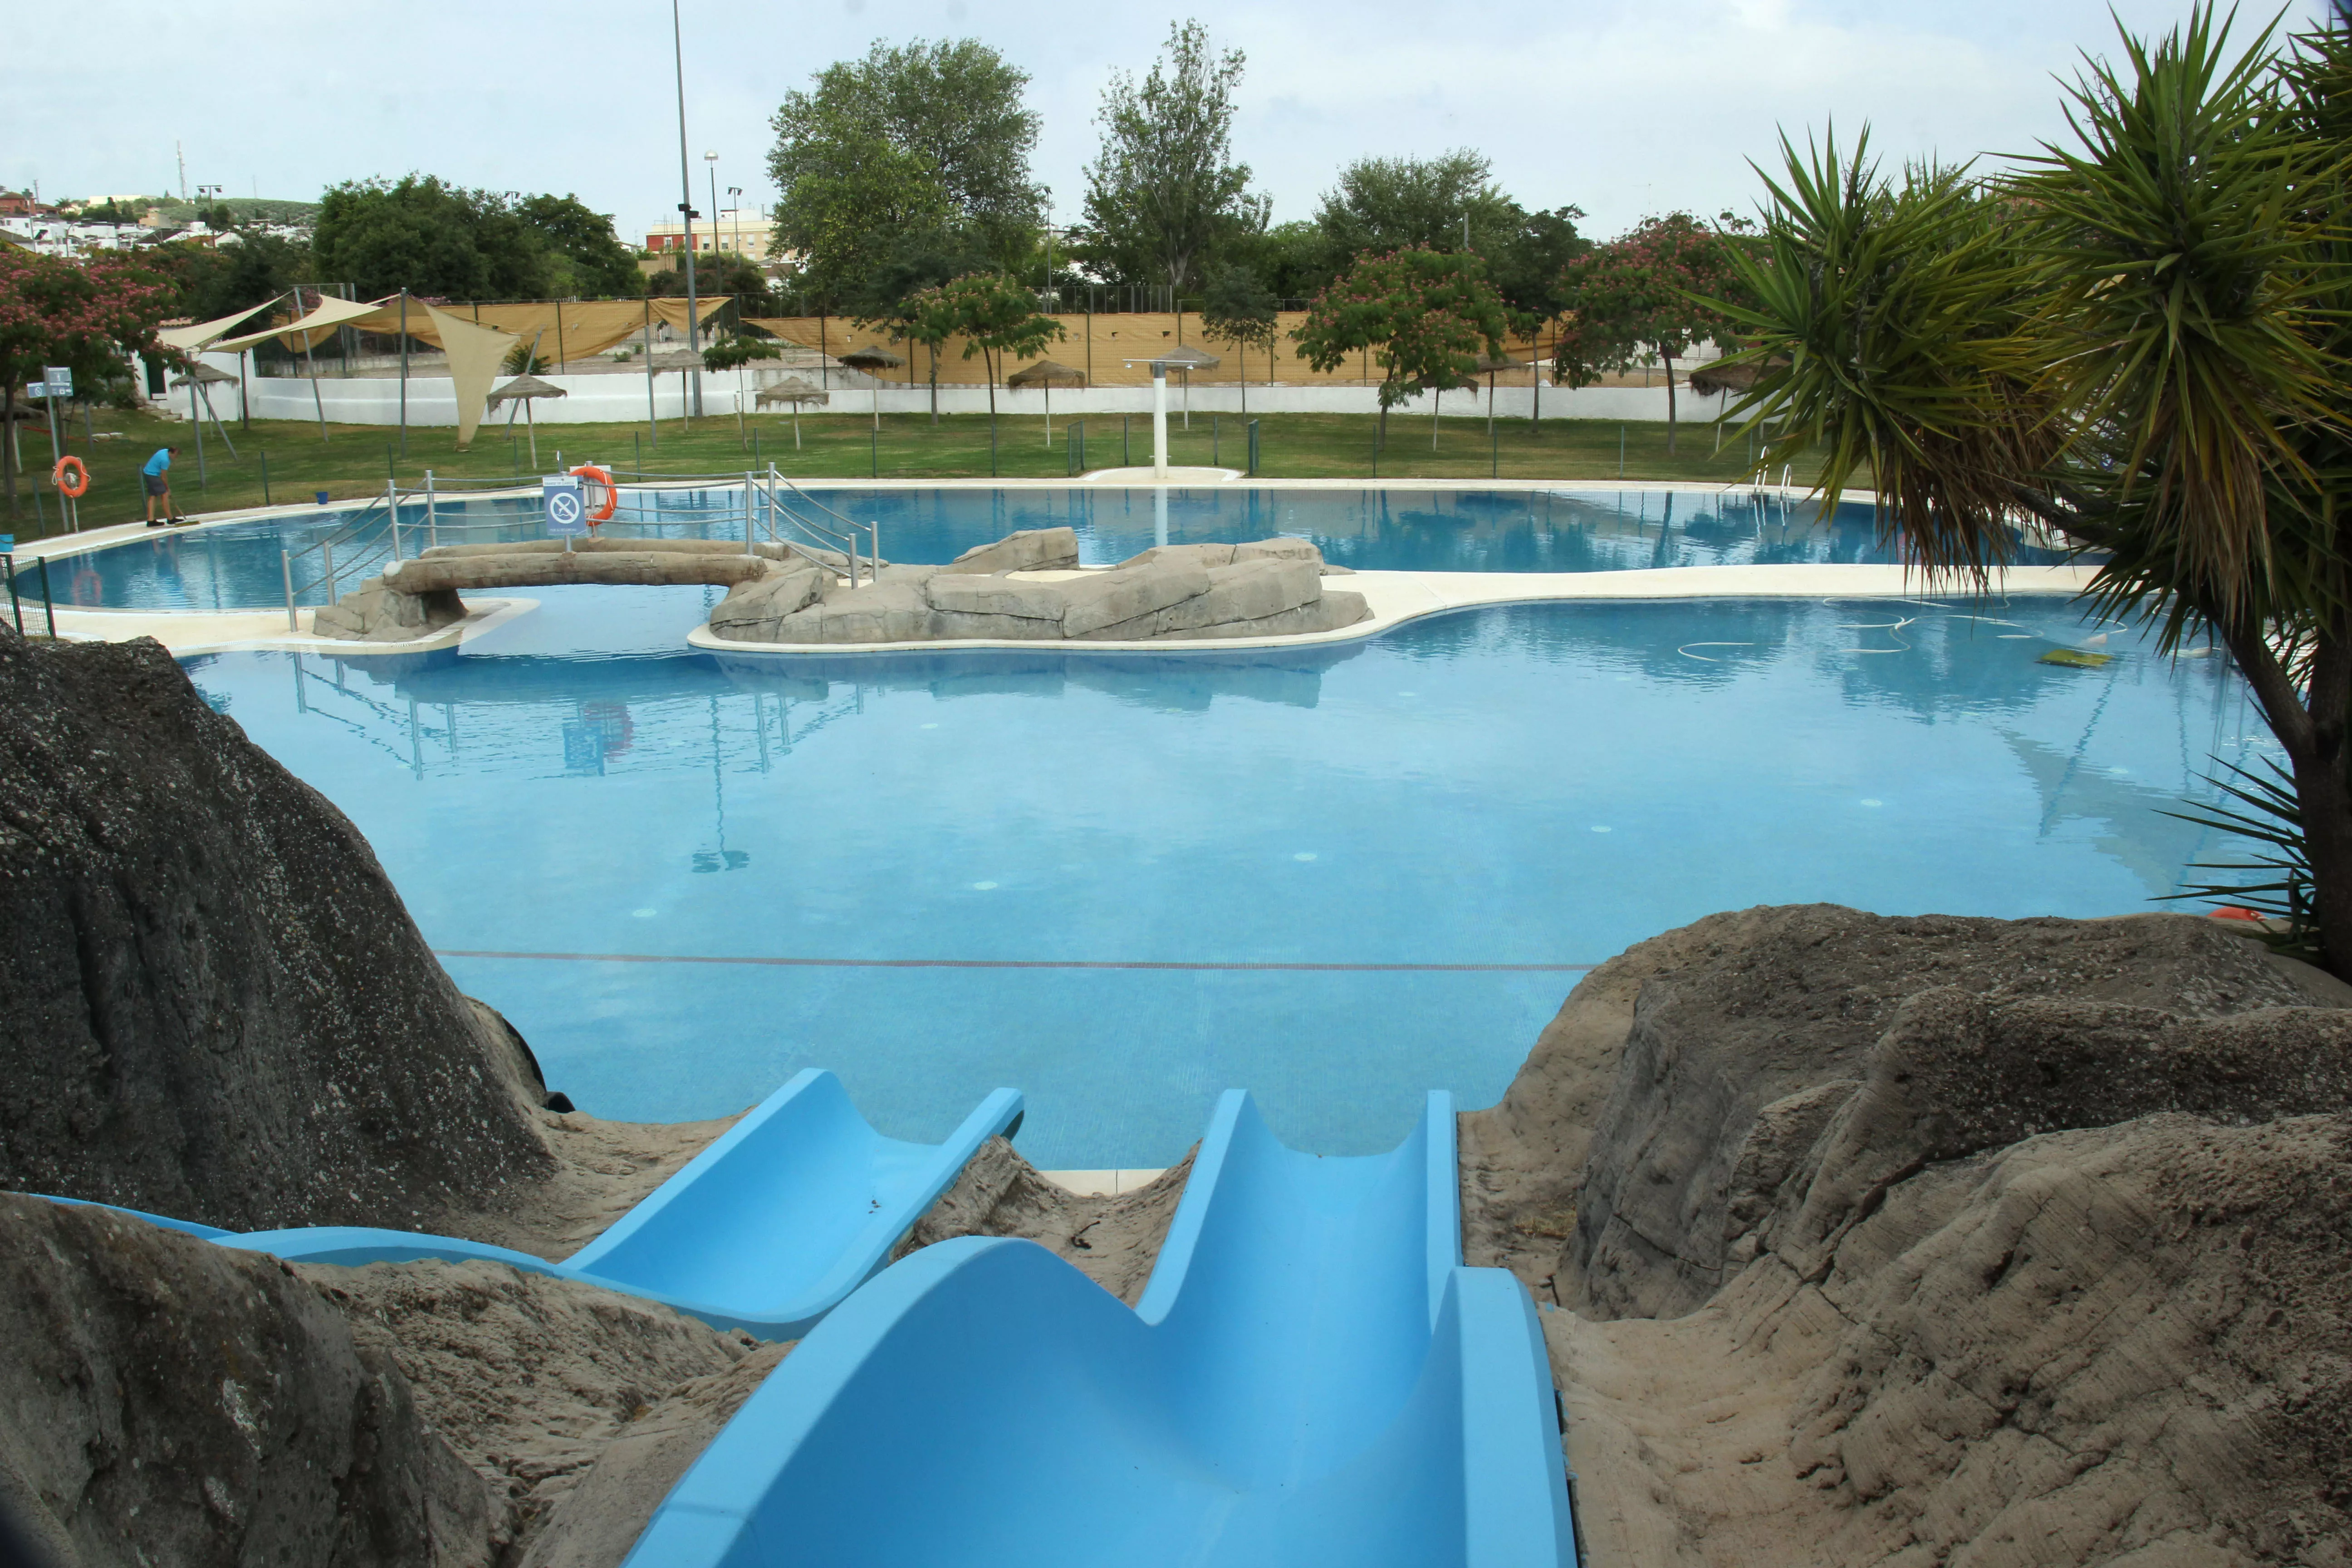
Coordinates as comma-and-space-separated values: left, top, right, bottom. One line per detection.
39, 485, 2078, 611
179, 583, 2258, 1167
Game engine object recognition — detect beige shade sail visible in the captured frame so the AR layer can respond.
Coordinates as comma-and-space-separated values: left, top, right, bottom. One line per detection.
155, 298, 282, 353
170, 363, 240, 385
421, 301, 518, 450
211, 292, 388, 353
218, 295, 730, 360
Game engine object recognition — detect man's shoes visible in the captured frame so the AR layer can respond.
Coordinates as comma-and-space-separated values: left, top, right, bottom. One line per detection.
145, 519, 164, 528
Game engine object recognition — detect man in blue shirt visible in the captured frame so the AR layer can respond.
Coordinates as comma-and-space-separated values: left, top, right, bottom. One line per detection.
142, 446, 181, 527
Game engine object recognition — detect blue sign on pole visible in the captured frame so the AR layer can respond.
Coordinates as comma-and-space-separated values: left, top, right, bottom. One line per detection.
543, 475, 588, 537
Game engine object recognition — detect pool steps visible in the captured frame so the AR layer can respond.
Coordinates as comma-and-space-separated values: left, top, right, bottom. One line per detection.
622, 1090, 1576, 1567
33, 1068, 1022, 1342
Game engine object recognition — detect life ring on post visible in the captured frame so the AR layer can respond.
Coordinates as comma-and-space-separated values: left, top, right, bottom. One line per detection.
52, 456, 89, 498
570, 464, 617, 524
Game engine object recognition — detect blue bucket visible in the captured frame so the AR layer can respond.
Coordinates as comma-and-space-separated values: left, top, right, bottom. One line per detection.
314, 490, 331, 505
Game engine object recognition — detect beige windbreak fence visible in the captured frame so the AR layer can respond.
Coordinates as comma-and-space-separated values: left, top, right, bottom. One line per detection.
737, 311, 1553, 389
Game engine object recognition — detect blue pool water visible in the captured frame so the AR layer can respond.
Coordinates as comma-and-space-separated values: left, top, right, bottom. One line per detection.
178, 582, 2259, 1167
41, 484, 2077, 611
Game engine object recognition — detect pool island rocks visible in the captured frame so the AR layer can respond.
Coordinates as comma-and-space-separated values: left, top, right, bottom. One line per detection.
310, 524, 1374, 647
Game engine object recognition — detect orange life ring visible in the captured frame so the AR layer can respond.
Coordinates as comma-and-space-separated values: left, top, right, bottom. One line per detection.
52, 455, 89, 498
571, 464, 617, 524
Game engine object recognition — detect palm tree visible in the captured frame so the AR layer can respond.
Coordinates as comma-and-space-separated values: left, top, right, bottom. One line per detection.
1715, 9, 2352, 970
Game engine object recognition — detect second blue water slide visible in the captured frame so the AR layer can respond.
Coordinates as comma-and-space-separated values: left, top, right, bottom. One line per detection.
627, 1090, 1575, 1567
37, 1069, 1020, 1341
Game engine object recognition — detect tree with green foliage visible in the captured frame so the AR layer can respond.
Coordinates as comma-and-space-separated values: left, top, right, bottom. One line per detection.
1314, 151, 1520, 261
515, 194, 643, 298
766, 38, 1044, 302
1293, 247, 1509, 448
1199, 263, 1278, 412
1077, 20, 1267, 293
917, 272, 1063, 437
1553, 211, 1753, 452
649, 253, 770, 313
852, 221, 996, 423
702, 334, 782, 373
312, 176, 544, 300
163, 230, 313, 325
1716, 9, 2352, 970
0, 247, 175, 519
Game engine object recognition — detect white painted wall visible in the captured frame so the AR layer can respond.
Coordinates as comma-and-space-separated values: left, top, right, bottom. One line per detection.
188, 353, 1735, 431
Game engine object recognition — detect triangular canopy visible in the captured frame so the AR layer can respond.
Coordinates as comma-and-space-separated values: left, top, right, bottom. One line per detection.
1007, 358, 1086, 388
1154, 344, 1220, 369
486, 374, 568, 408
170, 363, 240, 384
420, 301, 518, 451
155, 298, 281, 353
211, 292, 386, 353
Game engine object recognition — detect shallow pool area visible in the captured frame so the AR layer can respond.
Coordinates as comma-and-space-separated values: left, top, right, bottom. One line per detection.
40, 484, 2078, 612
178, 582, 2259, 1166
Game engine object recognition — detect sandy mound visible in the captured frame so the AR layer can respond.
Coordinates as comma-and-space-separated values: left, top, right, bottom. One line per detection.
1464, 905, 2352, 1566
896, 1136, 1196, 1305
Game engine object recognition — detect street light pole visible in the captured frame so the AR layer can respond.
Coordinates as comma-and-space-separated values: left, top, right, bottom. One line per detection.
671, 0, 702, 419
706, 152, 722, 327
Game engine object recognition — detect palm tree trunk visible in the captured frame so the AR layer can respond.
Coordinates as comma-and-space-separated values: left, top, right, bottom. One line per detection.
2220, 611, 2352, 973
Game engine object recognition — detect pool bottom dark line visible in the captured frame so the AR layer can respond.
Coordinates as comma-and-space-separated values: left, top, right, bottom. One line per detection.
433, 949, 1598, 974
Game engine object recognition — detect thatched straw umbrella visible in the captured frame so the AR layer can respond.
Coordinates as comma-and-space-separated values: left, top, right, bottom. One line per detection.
836, 344, 904, 431
1472, 350, 1527, 436
1007, 358, 1085, 446
1154, 343, 1219, 427
487, 373, 567, 468
755, 377, 829, 448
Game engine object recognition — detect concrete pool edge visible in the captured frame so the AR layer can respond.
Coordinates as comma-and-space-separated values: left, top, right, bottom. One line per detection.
18, 597, 542, 657
686, 563, 2105, 657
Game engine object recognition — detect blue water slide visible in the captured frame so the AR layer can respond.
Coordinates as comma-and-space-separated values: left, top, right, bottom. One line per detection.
625, 1090, 1575, 1567
33, 1069, 1021, 1342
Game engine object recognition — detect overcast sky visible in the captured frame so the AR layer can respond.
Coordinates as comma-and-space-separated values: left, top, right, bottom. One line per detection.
5, 0, 2331, 244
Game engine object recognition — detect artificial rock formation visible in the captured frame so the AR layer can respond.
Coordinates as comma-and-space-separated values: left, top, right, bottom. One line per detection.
710, 526, 1373, 645
1460, 905, 2352, 1567
0, 629, 556, 1232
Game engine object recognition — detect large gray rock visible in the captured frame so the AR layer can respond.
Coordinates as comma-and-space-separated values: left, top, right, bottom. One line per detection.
708, 564, 829, 640
0, 1194, 493, 1568
0, 631, 554, 1232
706, 532, 1366, 645
383, 551, 770, 596
1060, 562, 1215, 636
770, 578, 935, 643
312, 580, 468, 642
946, 526, 1079, 573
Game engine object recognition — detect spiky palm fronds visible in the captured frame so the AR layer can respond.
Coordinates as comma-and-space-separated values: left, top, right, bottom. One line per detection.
2161, 756, 2321, 961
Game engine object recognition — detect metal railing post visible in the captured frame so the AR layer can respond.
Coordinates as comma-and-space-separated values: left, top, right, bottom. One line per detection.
425, 470, 438, 552
744, 471, 755, 549
37, 557, 58, 637
4, 554, 20, 636
323, 543, 335, 603
282, 549, 297, 631
385, 478, 401, 563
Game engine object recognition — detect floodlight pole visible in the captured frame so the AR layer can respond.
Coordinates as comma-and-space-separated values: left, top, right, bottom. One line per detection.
671, 0, 702, 419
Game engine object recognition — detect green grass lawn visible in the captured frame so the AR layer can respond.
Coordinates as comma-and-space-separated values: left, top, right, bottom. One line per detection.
1, 403, 1822, 545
